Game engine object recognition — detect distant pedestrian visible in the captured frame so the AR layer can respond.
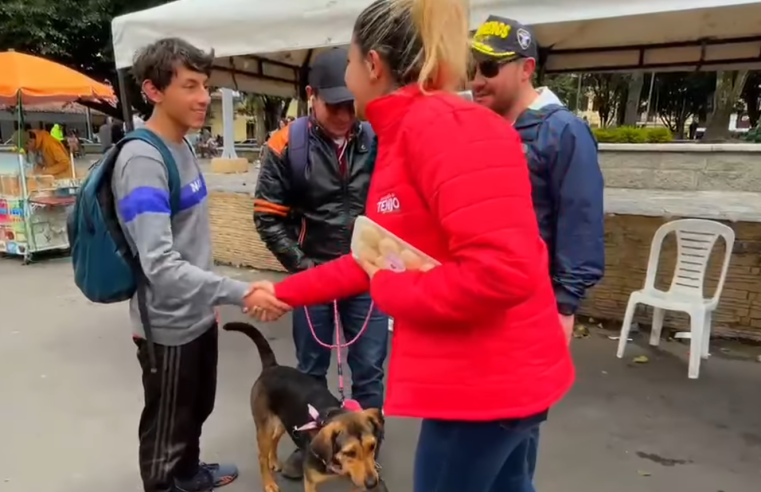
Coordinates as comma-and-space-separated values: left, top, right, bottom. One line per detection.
689, 120, 699, 140
98, 118, 113, 152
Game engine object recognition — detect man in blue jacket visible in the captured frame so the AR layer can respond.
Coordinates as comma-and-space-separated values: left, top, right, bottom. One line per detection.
470, 14, 606, 483
471, 15, 605, 342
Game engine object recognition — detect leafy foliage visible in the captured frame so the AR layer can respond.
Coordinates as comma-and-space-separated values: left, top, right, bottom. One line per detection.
543, 74, 585, 111
703, 70, 748, 142
237, 94, 292, 143
651, 72, 716, 139
743, 124, 761, 143
0, 0, 173, 118
593, 126, 673, 143
583, 74, 631, 127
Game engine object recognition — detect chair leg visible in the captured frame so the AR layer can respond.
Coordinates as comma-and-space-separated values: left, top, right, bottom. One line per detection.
688, 310, 705, 379
702, 311, 712, 359
617, 298, 638, 359
650, 308, 666, 347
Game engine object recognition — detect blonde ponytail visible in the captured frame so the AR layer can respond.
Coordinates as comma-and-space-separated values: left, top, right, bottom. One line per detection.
411, 0, 470, 91
353, 0, 470, 92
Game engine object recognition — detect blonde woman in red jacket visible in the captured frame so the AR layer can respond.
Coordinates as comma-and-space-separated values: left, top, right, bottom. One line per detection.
245, 0, 574, 490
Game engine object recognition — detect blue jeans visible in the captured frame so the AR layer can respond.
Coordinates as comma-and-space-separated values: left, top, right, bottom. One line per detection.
527, 426, 540, 478
292, 293, 389, 409
413, 411, 547, 492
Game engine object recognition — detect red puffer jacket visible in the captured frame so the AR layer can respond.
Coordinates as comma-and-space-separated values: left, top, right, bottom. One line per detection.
275, 84, 574, 421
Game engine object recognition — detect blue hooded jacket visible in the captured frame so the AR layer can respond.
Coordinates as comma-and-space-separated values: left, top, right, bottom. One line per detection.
514, 88, 605, 314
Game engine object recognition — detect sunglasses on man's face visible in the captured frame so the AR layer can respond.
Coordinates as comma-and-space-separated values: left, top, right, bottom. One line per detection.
474, 57, 521, 79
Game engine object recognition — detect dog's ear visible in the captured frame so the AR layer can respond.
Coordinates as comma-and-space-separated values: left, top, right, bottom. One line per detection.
310, 425, 339, 463
362, 408, 384, 438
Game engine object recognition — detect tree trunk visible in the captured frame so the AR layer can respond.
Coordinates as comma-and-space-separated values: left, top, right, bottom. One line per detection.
623, 72, 645, 126
255, 105, 267, 144
703, 70, 749, 142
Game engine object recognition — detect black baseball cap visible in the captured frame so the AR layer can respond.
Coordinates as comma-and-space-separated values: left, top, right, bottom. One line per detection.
308, 48, 353, 104
471, 16, 538, 61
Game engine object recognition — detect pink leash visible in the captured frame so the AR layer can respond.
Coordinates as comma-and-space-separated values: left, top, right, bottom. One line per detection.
303, 300, 375, 404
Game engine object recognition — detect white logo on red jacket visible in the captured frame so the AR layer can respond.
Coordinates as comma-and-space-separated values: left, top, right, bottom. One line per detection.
377, 193, 400, 214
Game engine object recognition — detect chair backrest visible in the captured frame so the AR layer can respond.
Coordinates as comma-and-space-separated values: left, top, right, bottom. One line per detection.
643, 219, 735, 302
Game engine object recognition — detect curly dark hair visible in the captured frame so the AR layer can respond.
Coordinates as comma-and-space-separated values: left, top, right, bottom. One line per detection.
131, 37, 215, 92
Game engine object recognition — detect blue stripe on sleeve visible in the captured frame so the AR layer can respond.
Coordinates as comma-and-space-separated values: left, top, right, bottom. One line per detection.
118, 186, 171, 223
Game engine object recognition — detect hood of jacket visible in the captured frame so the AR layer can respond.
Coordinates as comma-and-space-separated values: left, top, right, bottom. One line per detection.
529, 87, 564, 110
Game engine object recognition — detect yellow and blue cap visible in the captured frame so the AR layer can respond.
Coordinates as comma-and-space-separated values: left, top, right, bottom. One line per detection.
471, 16, 537, 61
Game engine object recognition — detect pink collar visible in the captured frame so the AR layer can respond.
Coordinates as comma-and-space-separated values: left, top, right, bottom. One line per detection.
294, 400, 363, 432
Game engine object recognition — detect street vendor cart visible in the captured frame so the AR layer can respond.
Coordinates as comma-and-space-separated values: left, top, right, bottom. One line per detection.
0, 51, 114, 263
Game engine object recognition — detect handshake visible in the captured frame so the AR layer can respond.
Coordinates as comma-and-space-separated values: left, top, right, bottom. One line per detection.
242, 281, 292, 322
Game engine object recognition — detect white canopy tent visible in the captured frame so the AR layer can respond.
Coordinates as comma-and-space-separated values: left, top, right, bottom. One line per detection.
112, 0, 761, 99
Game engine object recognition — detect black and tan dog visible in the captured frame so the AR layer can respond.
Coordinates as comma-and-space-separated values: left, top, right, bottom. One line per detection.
224, 322, 385, 492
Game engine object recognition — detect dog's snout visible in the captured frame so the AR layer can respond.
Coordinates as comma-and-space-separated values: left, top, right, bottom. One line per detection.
364, 475, 378, 489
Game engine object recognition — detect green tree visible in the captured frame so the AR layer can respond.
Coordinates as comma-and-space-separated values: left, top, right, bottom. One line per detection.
622, 73, 646, 126
543, 74, 583, 110
652, 72, 716, 139
0, 0, 173, 118
703, 70, 749, 142
584, 73, 630, 127
237, 94, 292, 143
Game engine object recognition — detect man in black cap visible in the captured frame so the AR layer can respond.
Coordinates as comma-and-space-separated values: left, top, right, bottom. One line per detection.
253, 47, 388, 479
471, 14, 605, 483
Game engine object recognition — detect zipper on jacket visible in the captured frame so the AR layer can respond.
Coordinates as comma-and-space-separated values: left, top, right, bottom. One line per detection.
338, 139, 352, 250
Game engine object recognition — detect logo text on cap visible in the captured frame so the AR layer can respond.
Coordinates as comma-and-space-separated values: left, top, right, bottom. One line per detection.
475, 21, 511, 40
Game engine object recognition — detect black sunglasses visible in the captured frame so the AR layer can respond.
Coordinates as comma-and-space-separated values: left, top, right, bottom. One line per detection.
473, 57, 522, 79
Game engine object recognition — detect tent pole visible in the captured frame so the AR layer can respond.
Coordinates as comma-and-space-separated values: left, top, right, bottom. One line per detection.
85, 107, 93, 140
644, 72, 656, 126
117, 68, 135, 132
297, 50, 315, 117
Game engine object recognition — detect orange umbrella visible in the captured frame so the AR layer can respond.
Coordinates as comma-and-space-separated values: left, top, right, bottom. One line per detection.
0, 51, 115, 105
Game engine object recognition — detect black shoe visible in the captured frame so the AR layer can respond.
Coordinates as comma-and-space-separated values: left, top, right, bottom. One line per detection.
281, 449, 304, 480
174, 467, 213, 492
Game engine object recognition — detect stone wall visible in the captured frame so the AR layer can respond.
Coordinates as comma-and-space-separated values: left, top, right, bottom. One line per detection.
208, 191, 286, 272
599, 143, 761, 192
580, 215, 761, 340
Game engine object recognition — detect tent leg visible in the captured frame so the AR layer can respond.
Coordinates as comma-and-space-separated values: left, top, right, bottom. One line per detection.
117, 68, 135, 132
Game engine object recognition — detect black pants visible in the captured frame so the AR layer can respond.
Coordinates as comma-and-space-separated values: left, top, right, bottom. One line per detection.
135, 325, 218, 492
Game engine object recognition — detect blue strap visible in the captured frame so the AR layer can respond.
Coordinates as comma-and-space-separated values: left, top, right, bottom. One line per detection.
288, 118, 376, 195
288, 117, 310, 196
121, 128, 182, 215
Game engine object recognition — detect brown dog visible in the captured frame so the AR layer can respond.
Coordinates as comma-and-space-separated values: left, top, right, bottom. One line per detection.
224, 322, 385, 492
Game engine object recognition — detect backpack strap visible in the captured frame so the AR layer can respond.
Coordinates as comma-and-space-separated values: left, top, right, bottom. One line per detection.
122, 128, 182, 215
112, 128, 184, 374
287, 117, 310, 196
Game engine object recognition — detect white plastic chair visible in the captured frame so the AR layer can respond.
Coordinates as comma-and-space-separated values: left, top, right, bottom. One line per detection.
616, 219, 735, 379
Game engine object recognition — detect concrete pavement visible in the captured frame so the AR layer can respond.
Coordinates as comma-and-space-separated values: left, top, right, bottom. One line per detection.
1, 257, 760, 492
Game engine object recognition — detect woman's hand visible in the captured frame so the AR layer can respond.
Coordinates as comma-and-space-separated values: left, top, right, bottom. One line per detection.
243, 281, 292, 322
357, 258, 380, 279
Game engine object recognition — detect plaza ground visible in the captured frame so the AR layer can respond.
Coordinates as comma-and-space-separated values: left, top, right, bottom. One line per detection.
0, 257, 759, 492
